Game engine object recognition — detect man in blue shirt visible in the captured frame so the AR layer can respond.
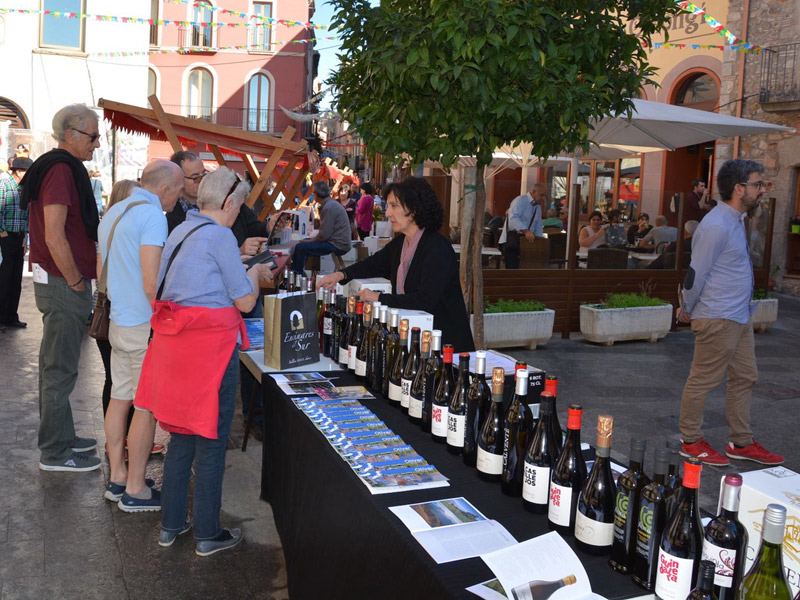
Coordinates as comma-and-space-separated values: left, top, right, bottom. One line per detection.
503, 183, 545, 269
99, 160, 185, 511
678, 159, 783, 466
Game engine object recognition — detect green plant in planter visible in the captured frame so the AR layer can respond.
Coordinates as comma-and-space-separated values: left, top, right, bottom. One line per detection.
484, 298, 546, 313
752, 288, 771, 300
597, 292, 668, 309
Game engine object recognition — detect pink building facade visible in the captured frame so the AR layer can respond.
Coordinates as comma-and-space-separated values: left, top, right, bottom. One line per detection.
147, 0, 317, 162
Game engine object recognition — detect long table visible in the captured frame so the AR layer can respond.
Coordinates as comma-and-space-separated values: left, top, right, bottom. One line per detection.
259, 367, 649, 600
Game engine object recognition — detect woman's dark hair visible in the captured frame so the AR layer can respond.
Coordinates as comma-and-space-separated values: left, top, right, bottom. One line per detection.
387, 177, 444, 231
361, 182, 374, 196
607, 209, 621, 222
589, 210, 603, 221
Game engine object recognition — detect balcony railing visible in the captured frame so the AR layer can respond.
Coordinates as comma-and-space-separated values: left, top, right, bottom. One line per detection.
759, 43, 800, 105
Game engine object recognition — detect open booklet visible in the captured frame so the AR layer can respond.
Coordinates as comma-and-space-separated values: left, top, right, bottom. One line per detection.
389, 497, 517, 564
473, 531, 607, 600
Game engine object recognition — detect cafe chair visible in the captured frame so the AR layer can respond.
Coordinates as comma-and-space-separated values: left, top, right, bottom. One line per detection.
587, 247, 629, 269
547, 232, 567, 268
656, 241, 671, 255
519, 236, 550, 268
661, 251, 692, 269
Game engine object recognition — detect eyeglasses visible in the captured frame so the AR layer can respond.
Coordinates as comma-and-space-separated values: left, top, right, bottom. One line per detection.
71, 128, 101, 143
184, 170, 209, 183
739, 181, 766, 189
224, 175, 241, 206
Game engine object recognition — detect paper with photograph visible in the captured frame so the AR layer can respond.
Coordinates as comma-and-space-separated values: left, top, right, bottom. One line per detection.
466, 579, 509, 600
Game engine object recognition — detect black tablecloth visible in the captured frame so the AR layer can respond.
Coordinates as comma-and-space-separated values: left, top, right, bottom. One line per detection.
261, 371, 646, 600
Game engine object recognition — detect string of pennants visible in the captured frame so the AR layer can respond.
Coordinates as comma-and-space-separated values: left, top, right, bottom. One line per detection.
675, 0, 763, 51
0, 6, 331, 30
645, 42, 763, 53
91, 40, 336, 57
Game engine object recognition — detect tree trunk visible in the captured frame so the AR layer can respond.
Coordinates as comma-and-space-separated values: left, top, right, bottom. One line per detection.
459, 166, 477, 314
471, 166, 487, 349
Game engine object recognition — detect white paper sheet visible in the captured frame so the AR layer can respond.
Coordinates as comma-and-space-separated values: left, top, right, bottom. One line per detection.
389, 497, 487, 531
467, 579, 510, 600
481, 531, 593, 600
412, 519, 517, 564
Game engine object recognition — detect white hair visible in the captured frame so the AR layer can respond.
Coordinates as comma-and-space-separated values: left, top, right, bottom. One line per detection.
52, 104, 99, 143
197, 166, 252, 210
684, 220, 699, 235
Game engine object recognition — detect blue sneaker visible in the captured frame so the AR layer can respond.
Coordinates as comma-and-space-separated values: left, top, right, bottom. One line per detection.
71, 436, 97, 453
158, 518, 193, 547
195, 528, 243, 557
104, 478, 156, 502
118, 488, 161, 513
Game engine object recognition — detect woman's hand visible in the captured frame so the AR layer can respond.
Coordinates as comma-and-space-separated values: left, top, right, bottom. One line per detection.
357, 289, 380, 303
319, 271, 345, 289
247, 263, 274, 282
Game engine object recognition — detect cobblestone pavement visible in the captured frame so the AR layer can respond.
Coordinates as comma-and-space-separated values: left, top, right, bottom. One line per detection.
1, 270, 798, 598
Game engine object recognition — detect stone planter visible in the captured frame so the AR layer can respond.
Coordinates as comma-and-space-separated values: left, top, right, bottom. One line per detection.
579, 303, 673, 346
471, 309, 555, 350
751, 298, 778, 332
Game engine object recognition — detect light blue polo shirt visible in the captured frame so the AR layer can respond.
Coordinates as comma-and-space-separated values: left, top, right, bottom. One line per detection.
98, 188, 168, 326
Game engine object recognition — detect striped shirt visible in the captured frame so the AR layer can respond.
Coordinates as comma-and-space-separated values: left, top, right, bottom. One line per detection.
0, 173, 27, 234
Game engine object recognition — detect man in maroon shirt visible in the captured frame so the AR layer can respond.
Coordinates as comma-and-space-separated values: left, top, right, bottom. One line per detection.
22, 103, 103, 472
684, 178, 710, 223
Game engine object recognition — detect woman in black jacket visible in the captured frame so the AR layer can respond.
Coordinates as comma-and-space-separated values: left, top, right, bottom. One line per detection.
319, 177, 475, 352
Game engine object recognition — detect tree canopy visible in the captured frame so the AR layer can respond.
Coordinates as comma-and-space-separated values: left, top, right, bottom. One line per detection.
329, 0, 680, 168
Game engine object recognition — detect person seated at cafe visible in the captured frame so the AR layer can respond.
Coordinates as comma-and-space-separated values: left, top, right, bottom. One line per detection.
319, 177, 475, 352
638, 215, 678, 251
541, 208, 563, 229
647, 219, 698, 269
627, 212, 652, 245
559, 206, 569, 233
291, 180, 352, 275
579, 210, 607, 251
604, 209, 627, 247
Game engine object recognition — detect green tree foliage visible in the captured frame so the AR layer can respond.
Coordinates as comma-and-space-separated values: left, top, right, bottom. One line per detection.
329, 0, 680, 167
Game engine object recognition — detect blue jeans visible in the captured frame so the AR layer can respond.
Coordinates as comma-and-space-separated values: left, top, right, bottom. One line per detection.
161, 348, 239, 540
291, 240, 339, 275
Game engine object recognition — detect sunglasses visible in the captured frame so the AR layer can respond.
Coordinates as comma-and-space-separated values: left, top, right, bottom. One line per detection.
222, 175, 242, 208
72, 128, 101, 143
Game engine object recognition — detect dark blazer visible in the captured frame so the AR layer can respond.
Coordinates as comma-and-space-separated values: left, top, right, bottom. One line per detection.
167, 201, 267, 246
341, 230, 475, 352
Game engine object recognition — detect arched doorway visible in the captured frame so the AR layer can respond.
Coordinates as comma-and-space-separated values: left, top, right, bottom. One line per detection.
0, 98, 30, 129
661, 70, 720, 223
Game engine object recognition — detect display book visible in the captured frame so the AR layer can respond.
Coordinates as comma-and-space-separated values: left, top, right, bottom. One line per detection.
276, 372, 449, 495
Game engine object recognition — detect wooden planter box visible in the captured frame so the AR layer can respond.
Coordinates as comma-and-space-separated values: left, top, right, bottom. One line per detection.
471, 309, 555, 350
751, 298, 778, 332
579, 303, 673, 346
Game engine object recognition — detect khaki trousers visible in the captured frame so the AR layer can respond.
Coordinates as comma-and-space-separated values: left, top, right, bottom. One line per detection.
679, 318, 756, 446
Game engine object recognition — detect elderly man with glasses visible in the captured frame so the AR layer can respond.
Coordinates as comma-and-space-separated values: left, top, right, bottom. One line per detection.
677, 159, 783, 467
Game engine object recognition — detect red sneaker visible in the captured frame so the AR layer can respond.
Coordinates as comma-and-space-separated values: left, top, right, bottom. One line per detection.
680, 438, 730, 466
726, 441, 785, 465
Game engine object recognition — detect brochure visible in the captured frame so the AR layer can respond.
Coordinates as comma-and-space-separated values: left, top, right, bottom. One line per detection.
277, 380, 335, 396
466, 580, 509, 600
313, 385, 375, 400
243, 318, 264, 350
389, 497, 517, 563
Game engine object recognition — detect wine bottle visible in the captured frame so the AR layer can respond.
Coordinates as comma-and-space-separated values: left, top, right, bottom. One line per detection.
523, 392, 560, 513
544, 375, 563, 452
740, 504, 792, 600
511, 575, 577, 600
654, 457, 704, 600
322, 290, 335, 357
365, 301, 382, 386
575, 415, 616, 555
354, 302, 372, 379
348, 301, 365, 374
431, 344, 454, 444
477, 367, 506, 481
701, 473, 748, 600
382, 309, 400, 397
501, 364, 533, 497
632, 448, 674, 591
281, 266, 290, 290
610, 438, 651, 574
317, 286, 326, 353
400, 327, 421, 414
464, 350, 490, 468
286, 270, 295, 293
338, 296, 355, 368
370, 306, 389, 393
332, 295, 345, 356
547, 404, 587, 535
387, 319, 409, 406
420, 329, 443, 433
688, 561, 718, 600
665, 439, 683, 511
408, 330, 431, 424
446, 352, 471, 455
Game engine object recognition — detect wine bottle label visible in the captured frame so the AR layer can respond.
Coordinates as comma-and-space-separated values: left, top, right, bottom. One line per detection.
523, 464, 550, 504
548, 482, 573, 526
636, 502, 656, 557
701, 540, 735, 588
529, 403, 541, 420
348, 345, 357, 369
654, 550, 695, 600
575, 510, 614, 547
400, 379, 412, 408
323, 317, 333, 335
447, 413, 465, 447
339, 347, 348, 365
408, 396, 423, 418
388, 382, 402, 402
477, 447, 503, 475
431, 406, 448, 438
613, 490, 629, 543
355, 359, 367, 377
